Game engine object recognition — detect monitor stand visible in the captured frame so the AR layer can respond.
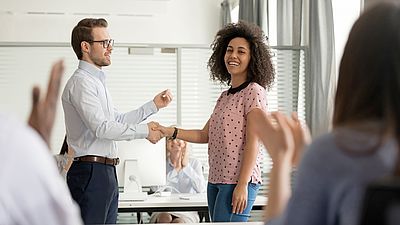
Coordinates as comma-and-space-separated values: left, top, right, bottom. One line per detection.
120, 159, 148, 201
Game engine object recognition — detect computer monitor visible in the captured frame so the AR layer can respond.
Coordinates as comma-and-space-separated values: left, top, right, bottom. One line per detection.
116, 138, 166, 189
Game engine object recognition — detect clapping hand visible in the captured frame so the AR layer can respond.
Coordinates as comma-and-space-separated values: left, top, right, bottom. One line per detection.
167, 139, 188, 170
254, 111, 310, 166
287, 112, 311, 166
250, 111, 295, 165
180, 141, 189, 168
153, 89, 173, 109
28, 60, 64, 147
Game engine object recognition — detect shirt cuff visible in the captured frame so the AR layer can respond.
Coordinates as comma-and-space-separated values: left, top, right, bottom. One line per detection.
170, 169, 179, 177
134, 123, 149, 139
182, 165, 191, 174
145, 100, 159, 113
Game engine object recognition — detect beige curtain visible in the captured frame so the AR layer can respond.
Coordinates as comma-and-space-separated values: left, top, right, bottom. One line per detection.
308, 0, 336, 137
276, 0, 336, 137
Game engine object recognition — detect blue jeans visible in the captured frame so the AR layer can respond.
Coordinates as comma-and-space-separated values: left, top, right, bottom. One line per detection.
207, 182, 260, 222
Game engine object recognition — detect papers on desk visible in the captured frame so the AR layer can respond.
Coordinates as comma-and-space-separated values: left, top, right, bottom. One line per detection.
178, 193, 206, 201
179, 195, 191, 200
119, 192, 148, 201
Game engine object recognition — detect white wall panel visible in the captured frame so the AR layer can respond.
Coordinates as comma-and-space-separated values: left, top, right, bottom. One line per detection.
0, 0, 221, 45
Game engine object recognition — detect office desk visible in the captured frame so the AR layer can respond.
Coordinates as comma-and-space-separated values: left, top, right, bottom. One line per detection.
118, 193, 267, 223
119, 222, 264, 225
115, 222, 264, 225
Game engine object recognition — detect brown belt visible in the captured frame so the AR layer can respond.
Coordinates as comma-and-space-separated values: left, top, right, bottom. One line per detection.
74, 155, 120, 166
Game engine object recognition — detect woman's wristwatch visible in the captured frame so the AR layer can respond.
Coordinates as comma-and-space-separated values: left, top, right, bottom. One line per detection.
171, 127, 178, 139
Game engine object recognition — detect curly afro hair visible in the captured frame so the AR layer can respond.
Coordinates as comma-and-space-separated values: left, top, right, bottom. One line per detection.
207, 20, 275, 89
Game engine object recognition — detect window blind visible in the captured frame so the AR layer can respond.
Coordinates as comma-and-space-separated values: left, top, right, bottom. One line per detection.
0, 46, 76, 152
180, 48, 226, 176
0, 44, 306, 198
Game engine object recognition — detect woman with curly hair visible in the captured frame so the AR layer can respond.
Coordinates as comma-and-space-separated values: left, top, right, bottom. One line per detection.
156, 21, 274, 222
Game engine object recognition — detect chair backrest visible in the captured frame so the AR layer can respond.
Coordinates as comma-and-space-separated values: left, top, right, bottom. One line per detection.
359, 177, 400, 225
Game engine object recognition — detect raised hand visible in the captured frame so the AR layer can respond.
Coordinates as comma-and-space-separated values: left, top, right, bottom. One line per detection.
146, 121, 163, 144
153, 89, 173, 109
251, 111, 295, 164
28, 60, 64, 147
167, 139, 188, 170
180, 140, 189, 168
287, 112, 311, 166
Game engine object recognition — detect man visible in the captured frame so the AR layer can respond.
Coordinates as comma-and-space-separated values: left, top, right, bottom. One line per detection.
62, 18, 172, 224
0, 60, 83, 225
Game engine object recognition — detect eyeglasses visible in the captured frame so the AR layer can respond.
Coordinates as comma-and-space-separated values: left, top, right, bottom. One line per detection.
87, 39, 114, 48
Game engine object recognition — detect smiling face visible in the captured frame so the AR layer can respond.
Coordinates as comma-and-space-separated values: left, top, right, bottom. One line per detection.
224, 37, 251, 83
82, 27, 112, 68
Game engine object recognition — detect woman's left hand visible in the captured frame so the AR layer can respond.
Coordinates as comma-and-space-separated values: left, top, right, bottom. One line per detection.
231, 183, 248, 214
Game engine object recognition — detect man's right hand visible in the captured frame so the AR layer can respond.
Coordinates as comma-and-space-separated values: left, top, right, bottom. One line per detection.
153, 124, 175, 138
146, 121, 163, 144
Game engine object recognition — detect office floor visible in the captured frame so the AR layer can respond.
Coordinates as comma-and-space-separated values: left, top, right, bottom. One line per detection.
117, 211, 265, 224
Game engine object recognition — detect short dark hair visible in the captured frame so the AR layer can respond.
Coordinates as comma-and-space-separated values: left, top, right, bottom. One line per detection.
71, 18, 108, 59
207, 20, 274, 89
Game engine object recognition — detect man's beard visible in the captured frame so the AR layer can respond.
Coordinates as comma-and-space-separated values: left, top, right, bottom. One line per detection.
94, 58, 111, 67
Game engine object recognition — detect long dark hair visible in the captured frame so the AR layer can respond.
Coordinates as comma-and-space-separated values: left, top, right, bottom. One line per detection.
333, 2, 400, 175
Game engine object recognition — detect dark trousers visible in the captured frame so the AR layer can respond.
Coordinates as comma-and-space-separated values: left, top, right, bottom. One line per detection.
67, 161, 119, 224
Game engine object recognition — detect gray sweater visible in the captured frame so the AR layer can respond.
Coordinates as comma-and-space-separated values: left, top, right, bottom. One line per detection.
267, 128, 398, 225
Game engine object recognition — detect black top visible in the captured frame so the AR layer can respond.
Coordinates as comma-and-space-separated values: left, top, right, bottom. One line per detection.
227, 81, 251, 95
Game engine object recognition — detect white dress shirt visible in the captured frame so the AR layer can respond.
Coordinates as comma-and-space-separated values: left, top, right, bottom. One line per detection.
150, 158, 206, 223
62, 60, 158, 158
166, 158, 207, 194
0, 114, 83, 225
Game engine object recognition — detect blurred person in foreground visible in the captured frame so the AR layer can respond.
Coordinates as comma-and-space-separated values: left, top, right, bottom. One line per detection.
257, 3, 400, 225
0, 60, 83, 225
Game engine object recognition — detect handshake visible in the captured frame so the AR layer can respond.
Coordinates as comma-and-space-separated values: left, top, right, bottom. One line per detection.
146, 122, 175, 144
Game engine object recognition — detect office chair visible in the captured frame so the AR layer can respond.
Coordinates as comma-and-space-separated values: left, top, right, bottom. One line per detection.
359, 177, 400, 225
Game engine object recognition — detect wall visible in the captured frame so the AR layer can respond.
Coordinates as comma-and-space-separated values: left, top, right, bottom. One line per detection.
0, 0, 221, 45
0, 0, 221, 153
332, 0, 361, 73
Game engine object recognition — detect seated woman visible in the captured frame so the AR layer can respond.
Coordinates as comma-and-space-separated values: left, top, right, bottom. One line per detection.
150, 137, 206, 223
54, 136, 74, 179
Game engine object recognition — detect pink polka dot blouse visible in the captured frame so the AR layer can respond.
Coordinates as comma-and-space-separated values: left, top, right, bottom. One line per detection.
208, 82, 267, 184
